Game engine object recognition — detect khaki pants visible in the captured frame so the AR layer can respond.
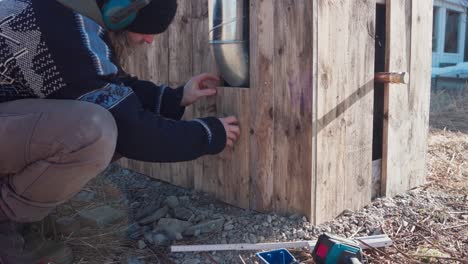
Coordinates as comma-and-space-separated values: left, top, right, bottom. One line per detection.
0, 99, 117, 223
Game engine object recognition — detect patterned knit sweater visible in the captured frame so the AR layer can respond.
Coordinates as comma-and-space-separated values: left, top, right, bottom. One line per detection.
0, 0, 226, 162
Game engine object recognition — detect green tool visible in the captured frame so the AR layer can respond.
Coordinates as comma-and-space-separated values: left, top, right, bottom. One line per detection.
312, 233, 363, 264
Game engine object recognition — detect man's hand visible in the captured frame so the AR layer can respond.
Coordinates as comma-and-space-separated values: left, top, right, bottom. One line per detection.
219, 116, 240, 148
181, 73, 220, 107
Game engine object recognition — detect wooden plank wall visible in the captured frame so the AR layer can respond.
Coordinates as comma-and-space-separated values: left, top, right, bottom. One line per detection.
314, 0, 376, 224
119, 0, 316, 218
382, 0, 433, 197
118, 0, 432, 223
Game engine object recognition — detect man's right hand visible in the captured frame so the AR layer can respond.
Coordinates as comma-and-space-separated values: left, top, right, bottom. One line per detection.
218, 116, 240, 148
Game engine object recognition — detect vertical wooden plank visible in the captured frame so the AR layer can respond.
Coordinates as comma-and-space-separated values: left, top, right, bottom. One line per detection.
248, 0, 275, 212
273, 0, 314, 217
193, 0, 221, 200
192, 1, 251, 209
382, 0, 432, 196
193, 88, 251, 209
311, 0, 319, 223
152, 0, 194, 188
191, 0, 217, 196
382, 0, 412, 198
407, 0, 432, 188
315, 0, 375, 224
211, 88, 251, 208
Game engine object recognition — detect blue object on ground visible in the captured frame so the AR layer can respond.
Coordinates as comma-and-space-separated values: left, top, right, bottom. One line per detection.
256, 248, 298, 264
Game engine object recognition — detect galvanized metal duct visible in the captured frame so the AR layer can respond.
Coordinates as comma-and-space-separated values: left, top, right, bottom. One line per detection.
209, 0, 249, 87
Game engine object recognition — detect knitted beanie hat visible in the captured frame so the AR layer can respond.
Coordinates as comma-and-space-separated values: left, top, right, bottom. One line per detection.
126, 0, 177, 34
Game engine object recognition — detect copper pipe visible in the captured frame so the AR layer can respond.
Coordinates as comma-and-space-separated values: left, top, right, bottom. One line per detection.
374, 72, 409, 84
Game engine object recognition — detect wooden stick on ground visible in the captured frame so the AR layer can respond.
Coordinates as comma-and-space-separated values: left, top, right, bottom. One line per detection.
171, 235, 392, 253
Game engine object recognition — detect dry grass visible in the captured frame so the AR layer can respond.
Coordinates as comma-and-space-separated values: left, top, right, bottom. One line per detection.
359, 89, 468, 264
371, 129, 467, 264
51, 178, 151, 264
430, 88, 468, 133
427, 129, 467, 193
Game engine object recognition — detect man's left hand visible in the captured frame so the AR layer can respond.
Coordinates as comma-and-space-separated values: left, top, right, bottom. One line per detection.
181, 73, 220, 107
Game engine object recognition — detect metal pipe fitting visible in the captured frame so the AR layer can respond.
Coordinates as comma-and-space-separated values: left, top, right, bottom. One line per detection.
209, 0, 249, 87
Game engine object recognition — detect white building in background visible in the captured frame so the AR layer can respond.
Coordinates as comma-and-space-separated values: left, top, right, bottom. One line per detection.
432, 0, 468, 77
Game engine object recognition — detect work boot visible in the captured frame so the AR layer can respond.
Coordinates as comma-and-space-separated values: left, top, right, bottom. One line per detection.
0, 219, 74, 264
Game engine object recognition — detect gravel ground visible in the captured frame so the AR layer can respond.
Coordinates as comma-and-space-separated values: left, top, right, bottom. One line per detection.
51, 128, 467, 264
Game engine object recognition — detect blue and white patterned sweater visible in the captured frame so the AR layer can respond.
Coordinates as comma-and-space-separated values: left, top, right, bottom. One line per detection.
0, 0, 226, 162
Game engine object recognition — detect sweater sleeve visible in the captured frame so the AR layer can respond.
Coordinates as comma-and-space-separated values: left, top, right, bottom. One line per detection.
118, 74, 186, 120
108, 92, 227, 162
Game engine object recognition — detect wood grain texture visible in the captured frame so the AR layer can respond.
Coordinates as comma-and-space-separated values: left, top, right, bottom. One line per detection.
191, 0, 218, 198
315, 0, 375, 224
163, 0, 194, 188
407, 0, 432, 189
382, 0, 432, 197
272, 0, 314, 216
202, 88, 252, 208
248, 0, 275, 212
311, 0, 319, 223
382, 0, 412, 197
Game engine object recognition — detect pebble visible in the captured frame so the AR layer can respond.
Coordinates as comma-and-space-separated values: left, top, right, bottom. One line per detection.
130, 202, 141, 209
183, 219, 225, 236
249, 233, 258, 244
342, 209, 354, 217
224, 224, 234, 231
125, 255, 145, 264
144, 232, 154, 244
139, 206, 169, 225
383, 201, 397, 208
296, 230, 306, 239
78, 206, 125, 228
179, 196, 190, 201
127, 223, 143, 240
137, 240, 146, 250
156, 218, 191, 234
181, 259, 200, 264
153, 233, 169, 246
135, 201, 161, 220
173, 207, 194, 221
165, 196, 180, 209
